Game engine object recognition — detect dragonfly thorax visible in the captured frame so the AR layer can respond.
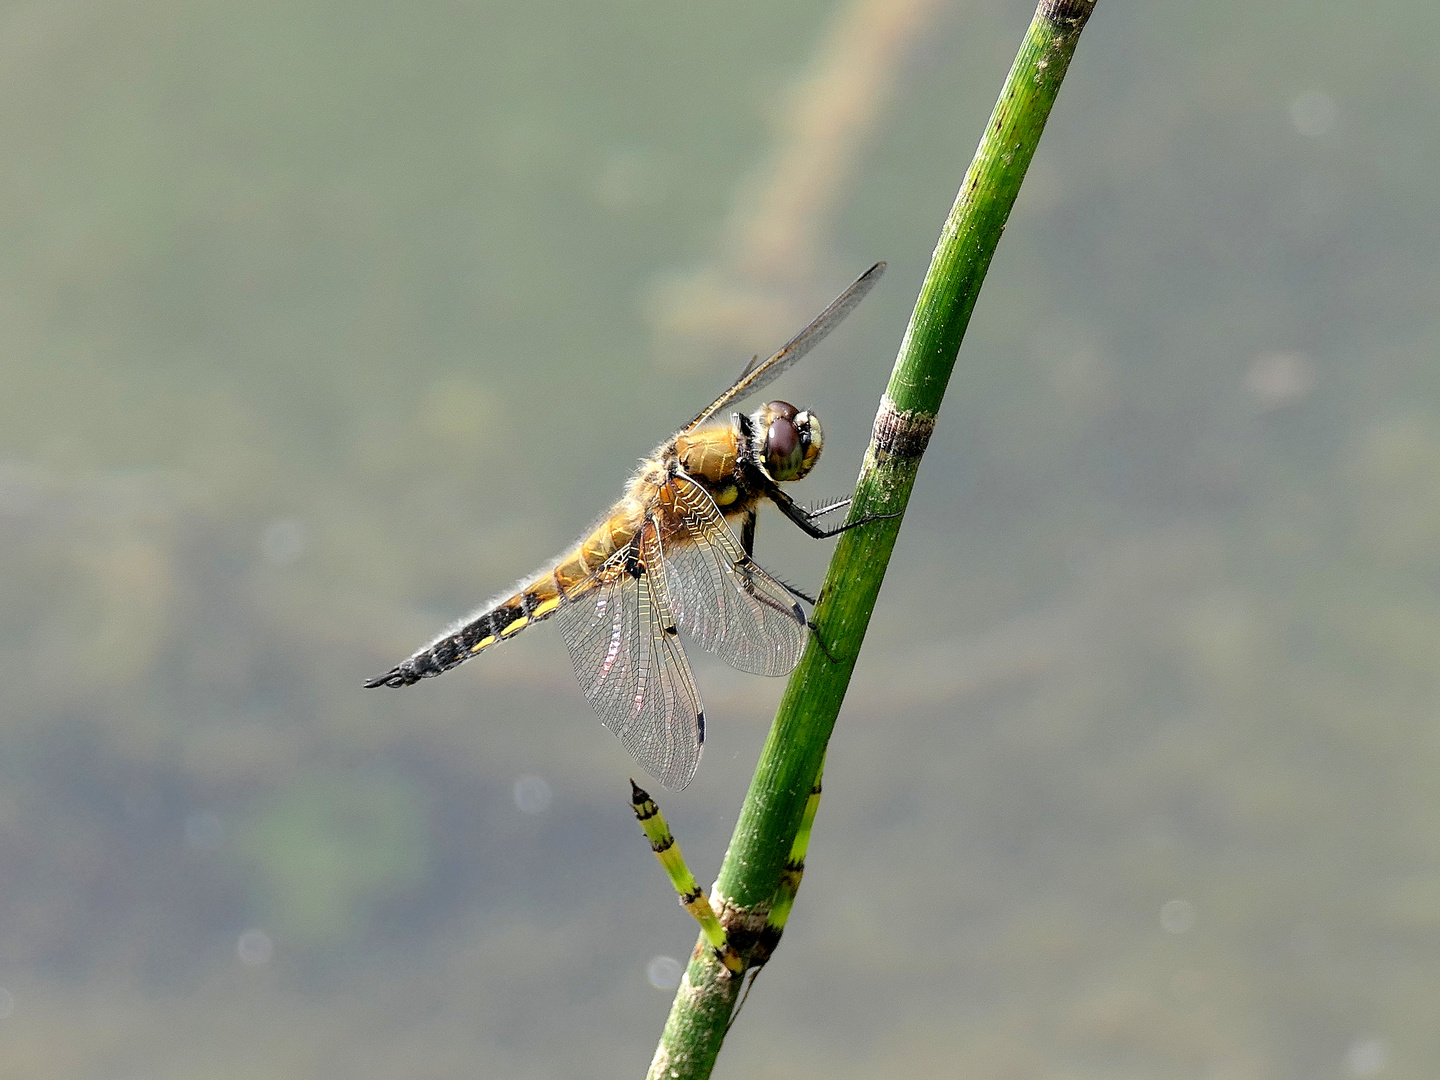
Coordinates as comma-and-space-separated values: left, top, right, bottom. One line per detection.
754, 400, 822, 482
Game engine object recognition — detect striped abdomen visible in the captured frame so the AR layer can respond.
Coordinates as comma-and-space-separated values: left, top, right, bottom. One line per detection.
365, 494, 647, 688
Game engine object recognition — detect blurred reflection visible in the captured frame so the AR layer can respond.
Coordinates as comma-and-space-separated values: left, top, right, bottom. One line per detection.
646, 956, 684, 991
512, 776, 553, 815
236, 929, 274, 967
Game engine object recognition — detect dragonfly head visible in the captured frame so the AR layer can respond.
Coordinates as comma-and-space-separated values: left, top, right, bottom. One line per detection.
756, 400, 823, 482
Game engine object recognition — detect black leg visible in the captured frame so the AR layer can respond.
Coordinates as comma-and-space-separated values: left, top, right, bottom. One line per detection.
807, 620, 840, 664
763, 482, 901, 540
740, 508, 757, 558
781, 581, 818, 606
809, 496, 852, 519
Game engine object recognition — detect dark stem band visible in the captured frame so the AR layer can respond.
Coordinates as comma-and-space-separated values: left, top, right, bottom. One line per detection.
1038, 0, 1096, 23
870, 394, 936, 463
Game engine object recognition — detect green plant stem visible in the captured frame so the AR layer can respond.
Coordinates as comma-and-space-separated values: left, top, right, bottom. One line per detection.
645, 3, 1098, 1077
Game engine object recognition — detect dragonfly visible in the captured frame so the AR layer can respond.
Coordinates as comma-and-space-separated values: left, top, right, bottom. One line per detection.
366, 262, 887, 789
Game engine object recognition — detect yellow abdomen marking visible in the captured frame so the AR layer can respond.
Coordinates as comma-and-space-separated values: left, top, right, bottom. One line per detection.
531, 596, 562, 618
500, 617, 528, 637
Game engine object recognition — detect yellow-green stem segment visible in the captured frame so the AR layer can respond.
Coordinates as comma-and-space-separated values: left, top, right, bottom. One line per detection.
630, 781, 744, 976
753, 762, 824, 965
646, 3, 1098, 1077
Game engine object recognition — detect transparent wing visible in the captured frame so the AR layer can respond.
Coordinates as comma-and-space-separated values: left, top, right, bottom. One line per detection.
655, 473, 806, 676
555, 523, 704, 791
686, 262, 885, 430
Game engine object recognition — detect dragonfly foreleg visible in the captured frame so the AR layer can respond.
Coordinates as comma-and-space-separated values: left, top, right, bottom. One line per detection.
761, 479, 901, 540
808, 496, 852, 518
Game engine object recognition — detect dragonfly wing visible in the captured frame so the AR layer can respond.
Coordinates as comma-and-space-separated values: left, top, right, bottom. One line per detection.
555, 522, 704, 791
685, 261, 885, 430
656, 473, 806, 677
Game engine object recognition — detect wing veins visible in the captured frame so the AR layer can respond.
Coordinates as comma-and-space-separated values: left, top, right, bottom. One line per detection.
685, 262, 885, 430
660, 473, 806, 677
554, 521, 705, 791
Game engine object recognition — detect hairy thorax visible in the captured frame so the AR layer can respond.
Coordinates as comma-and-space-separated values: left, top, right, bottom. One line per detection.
673, 424, 744, 510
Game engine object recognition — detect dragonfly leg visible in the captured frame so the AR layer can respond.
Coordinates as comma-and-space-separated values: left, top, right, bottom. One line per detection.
806, 619, 840, 664
731, 557, 808, 627
781, 581, 818, 606
809, 496, 852, 518
739, 508, 757, 558
763, 481, 901, 540
735, 507, 816, 612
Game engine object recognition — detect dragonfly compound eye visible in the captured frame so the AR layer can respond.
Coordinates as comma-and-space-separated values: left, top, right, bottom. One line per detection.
765, 417, 803, 479
764, 407, 823, 482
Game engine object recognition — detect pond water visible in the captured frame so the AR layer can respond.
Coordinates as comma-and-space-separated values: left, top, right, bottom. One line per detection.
1, 1, 1437, 1076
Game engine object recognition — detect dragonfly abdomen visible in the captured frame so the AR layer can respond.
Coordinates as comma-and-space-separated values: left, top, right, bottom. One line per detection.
364, 502, 645, 688
364, 573, 570, 687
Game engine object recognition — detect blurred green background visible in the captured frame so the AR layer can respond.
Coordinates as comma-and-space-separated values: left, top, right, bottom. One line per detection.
2, 0, 1438, 1076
